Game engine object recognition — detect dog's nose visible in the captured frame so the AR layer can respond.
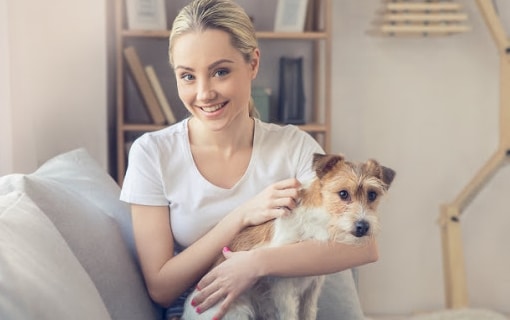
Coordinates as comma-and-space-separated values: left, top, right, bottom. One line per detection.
354, 220, 370, 237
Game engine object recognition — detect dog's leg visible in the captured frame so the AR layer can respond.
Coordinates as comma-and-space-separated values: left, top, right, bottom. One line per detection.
299, 276, 325, 320
271, 279, 299, 320
183, 291, 254, 320
221, 295, 255, 320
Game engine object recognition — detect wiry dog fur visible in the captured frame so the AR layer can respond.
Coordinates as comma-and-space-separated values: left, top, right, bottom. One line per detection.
183, 153, 396, 320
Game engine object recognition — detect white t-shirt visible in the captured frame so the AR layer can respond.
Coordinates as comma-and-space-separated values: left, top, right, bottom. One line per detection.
120, 118, 324, 248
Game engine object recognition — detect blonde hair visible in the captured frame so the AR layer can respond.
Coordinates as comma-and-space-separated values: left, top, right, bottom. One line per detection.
169, 0, 259, 118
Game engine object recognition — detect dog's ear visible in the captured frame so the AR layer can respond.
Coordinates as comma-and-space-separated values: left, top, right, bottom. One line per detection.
364, 159, 396, 189
313, 153, 344, 179
381, 166, 396, 188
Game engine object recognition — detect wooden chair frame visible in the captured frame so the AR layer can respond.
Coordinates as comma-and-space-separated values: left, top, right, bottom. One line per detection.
438, 0, 510, 309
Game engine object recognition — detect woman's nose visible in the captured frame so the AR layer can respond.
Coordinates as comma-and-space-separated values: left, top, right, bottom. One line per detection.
196, 80, 216, 101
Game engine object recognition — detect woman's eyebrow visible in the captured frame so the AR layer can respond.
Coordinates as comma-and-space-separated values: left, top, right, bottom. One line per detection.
208, 59, 234, 71
175, 59, 235, 72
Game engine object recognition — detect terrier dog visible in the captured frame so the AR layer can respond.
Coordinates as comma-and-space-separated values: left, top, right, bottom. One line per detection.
183, 153, 395, 320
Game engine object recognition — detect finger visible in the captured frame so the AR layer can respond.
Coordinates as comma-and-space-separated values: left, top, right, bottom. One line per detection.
276, 187, 300, 200
273, 197, 298, 210
222, 246, 233, 259
213, 294, 237, 320
272, 178, 301, 190
269, 207, 291, 219
196, 288, 225, 314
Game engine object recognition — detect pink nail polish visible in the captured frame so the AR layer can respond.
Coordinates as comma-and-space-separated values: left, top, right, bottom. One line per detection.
223, 246, 230, 252
191, 299, 196, 307
195, 307, 201, 314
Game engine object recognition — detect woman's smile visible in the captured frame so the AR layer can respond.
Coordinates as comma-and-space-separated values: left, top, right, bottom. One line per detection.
197, 101, 228, 114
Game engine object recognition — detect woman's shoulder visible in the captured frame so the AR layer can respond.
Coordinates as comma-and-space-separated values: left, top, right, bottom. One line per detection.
133, 119, 188, 148
255, 119, 307, 139
254, 119, 320, 148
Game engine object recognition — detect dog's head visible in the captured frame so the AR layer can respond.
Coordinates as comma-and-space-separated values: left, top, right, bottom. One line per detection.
307, 153, 395, 244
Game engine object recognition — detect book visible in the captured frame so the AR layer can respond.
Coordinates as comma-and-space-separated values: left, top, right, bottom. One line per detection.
145, 65, 176, 125
123, 46, 166, 125
278, 56, 306, 124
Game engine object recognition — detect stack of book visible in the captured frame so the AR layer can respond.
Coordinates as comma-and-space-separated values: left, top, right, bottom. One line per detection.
123, 46, 176, 125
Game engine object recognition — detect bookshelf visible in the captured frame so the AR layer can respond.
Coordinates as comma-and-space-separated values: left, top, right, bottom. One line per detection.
113, 0, 332, 184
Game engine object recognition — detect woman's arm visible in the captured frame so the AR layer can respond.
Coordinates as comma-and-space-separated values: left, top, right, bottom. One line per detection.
257, 238, 379, 277
131, 204, 245, 307
192, 239, 378, 318
131, 178, 302, 307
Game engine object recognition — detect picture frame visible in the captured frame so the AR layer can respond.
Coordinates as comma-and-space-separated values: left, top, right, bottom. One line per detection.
274, 0, 309, 32
126, 0, 167, 30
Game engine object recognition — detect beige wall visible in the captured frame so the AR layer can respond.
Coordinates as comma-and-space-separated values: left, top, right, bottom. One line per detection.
1, 0, 107, 174
0, 0, 12, 175
333, 1, 510, 315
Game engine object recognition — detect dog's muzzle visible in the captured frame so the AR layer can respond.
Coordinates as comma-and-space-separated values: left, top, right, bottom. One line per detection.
353, 220, 370, 237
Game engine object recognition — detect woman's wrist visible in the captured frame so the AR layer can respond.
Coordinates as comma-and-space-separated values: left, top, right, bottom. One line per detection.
223, 206, 248, 233
250, 247, 271, 278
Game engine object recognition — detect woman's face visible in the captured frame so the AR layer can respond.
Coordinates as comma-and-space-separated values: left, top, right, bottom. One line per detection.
172, 29, 259, 131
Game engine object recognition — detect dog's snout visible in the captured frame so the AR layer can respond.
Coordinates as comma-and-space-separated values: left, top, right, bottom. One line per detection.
354, 220, 370, 237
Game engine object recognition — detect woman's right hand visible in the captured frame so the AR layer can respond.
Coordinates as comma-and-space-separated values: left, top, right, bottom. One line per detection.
235, 178, 301, 227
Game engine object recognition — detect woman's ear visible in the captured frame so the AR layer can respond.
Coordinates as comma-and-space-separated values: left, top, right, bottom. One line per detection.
250, 48, 260, 79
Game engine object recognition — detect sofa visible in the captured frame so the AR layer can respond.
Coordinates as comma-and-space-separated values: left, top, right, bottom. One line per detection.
0, 148, 365, 320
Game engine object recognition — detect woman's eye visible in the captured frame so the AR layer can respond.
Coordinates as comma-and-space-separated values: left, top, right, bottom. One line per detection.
367, 191, 378, 202
180, 73, 194, 81
338, 190, 350, 201
214, 69, 229, 77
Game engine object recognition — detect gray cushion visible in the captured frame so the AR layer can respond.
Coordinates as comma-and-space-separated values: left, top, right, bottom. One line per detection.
0, 191, 112, 320
0, 149, 162, 320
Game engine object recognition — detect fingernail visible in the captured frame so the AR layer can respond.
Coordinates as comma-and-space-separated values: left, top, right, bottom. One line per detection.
191, 299, 197, 307
195, 307, 201, 314
223, 246, 230, 253
196, 284, 201, 291
213, 317, 219, 320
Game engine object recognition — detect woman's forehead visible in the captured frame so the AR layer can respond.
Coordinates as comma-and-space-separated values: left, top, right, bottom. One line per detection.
172, 29, 241, 65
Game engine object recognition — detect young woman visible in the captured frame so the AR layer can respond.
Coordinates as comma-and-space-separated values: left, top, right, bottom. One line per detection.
120, 0, 378, 319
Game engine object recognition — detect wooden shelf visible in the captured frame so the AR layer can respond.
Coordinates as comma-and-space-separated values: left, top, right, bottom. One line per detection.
121, 29, 328, 40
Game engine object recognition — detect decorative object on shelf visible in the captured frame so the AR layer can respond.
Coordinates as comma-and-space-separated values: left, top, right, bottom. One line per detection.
252, 87, 273, 122
274, 0, 310, 32
123, 46, 166, 125
126, 0, 167, 30
278, 56, 305, 125
145, 65, 176, 125
369, 0, 471, 37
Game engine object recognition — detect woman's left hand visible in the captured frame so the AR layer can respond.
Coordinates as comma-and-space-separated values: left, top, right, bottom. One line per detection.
191, 247, 259, 319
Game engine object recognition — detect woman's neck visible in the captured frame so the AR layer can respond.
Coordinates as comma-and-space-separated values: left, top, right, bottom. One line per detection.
188, 116, 255, 155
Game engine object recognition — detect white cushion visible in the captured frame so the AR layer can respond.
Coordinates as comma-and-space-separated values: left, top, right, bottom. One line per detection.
0, 191, 112, 320
0, 149, 161, 319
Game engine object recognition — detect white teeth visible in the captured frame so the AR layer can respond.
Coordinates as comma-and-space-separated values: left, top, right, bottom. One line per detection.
201, 103, 223, 113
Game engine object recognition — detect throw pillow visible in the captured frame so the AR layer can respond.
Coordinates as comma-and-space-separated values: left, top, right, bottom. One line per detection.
0, 191, 112, 320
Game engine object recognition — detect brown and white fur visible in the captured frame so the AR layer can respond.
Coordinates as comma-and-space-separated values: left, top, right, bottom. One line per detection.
183, 153, 396, 320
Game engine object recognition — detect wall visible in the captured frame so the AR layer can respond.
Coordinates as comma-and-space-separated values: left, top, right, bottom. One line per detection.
0, 0, 12, 175
2, 0, 107, 174
331, 0, 510, 315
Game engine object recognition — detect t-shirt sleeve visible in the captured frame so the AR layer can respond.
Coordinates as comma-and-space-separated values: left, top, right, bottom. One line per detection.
294, 129, 325, 183
119, 136, 169, 206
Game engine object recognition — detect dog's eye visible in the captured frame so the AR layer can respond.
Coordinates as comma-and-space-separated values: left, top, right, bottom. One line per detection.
338, 190, 350, 201
367, 191, 378, 202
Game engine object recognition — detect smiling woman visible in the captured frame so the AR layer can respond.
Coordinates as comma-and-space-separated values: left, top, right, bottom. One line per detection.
120, 1, 372, 320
